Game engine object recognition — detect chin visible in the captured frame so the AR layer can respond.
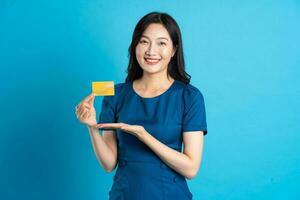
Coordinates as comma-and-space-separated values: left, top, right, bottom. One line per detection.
143, 67, 166, 75
141, 69, 159, 74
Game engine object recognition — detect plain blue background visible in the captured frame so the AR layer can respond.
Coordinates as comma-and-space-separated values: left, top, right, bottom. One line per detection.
1, 0, 299, 199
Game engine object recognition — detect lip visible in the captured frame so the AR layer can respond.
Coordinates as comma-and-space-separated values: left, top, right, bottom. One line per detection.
144, 57, 161, 65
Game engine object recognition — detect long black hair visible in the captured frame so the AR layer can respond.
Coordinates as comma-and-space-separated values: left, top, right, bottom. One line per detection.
125, 12, 191, 84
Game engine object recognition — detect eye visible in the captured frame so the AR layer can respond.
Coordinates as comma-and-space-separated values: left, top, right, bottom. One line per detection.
139, 40, 148, 44
159, 42, 167, 46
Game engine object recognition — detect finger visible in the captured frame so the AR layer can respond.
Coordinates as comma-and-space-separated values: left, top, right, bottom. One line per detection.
97, 126, 119, 130
77, 100, 92, 112
78, 108, 87, 117
96, 123, 122, 128
82, 109, 90, 118
76, 105, 81, 113
87, 94, 95, 105
120, 124, 127, 129
82, 111, 89, 119
76, 104, 83, 112
78, 103, 89, 111
78, 110, 85, 119
76, 103, 84, 111
103, 123, 123, 126
76, 107, 83, 115
79, 110, 88, 119
96, 123, 114, 127
82, 103, 91, 109
83, 93, 95, 103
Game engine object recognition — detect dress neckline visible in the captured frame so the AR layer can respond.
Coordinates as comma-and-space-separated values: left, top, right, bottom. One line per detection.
131, 80, 177, 100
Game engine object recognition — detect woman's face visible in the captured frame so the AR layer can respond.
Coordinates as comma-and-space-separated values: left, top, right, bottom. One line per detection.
135, 23, 176, 76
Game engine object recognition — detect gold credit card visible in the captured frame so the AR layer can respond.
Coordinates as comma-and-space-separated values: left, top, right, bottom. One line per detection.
92, 81, 115, 96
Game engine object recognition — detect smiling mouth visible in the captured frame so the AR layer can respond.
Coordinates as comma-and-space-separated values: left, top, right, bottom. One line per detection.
144, 57, 161, 65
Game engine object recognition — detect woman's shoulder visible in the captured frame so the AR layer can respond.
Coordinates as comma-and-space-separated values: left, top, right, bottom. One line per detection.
114, 81, 130, 95
175, 80, 204, 98
102, 82, 129, 107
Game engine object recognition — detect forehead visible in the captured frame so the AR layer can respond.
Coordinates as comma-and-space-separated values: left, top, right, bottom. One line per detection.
141, 23, 171, 39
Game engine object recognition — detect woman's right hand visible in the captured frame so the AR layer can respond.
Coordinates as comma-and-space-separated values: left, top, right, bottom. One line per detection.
75, 93, 97, 127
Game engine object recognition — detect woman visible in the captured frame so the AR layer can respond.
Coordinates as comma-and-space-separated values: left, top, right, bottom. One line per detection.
75, 12, 208, 200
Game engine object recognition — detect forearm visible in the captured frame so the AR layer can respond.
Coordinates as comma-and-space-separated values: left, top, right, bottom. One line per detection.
137, 131, 197, 179
87, 126, 117, 172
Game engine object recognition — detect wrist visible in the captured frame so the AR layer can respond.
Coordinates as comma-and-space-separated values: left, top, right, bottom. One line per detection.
137, 129, 148, 141
86, 124, 98, 131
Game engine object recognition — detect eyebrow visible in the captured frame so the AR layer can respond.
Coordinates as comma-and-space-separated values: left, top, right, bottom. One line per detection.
141, 35, 169, 41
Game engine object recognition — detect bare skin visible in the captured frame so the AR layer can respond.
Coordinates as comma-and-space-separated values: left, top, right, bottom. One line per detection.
75, 23, 204, 179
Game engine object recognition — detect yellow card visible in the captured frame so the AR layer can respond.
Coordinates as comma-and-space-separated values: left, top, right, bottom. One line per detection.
92, 81, 115, 96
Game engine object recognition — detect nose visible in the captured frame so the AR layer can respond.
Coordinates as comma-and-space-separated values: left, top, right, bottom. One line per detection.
146, 43, 157, 56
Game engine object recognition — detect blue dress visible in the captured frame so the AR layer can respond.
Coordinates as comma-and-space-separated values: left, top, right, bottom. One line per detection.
98, 80, 208, 200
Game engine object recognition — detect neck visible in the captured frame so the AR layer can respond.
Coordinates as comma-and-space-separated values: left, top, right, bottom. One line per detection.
138, 73, 174, 90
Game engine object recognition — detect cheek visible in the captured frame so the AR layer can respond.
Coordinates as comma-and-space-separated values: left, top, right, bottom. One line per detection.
135, 46, 145, 59
160, 48, 173, 60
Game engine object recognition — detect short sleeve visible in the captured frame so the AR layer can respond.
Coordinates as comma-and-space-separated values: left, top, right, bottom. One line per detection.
98, 96, 117, 125
182, 85, 208, 135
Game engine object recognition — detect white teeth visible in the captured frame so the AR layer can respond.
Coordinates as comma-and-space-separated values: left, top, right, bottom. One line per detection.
145, 58, 160, 63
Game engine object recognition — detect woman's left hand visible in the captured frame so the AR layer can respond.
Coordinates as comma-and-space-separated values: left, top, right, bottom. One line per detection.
94, 123, 146, 138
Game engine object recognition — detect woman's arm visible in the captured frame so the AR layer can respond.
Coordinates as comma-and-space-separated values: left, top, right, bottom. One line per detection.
94, 123, 204, 179
137, 130, 204, 180
87, 126, 118, 172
